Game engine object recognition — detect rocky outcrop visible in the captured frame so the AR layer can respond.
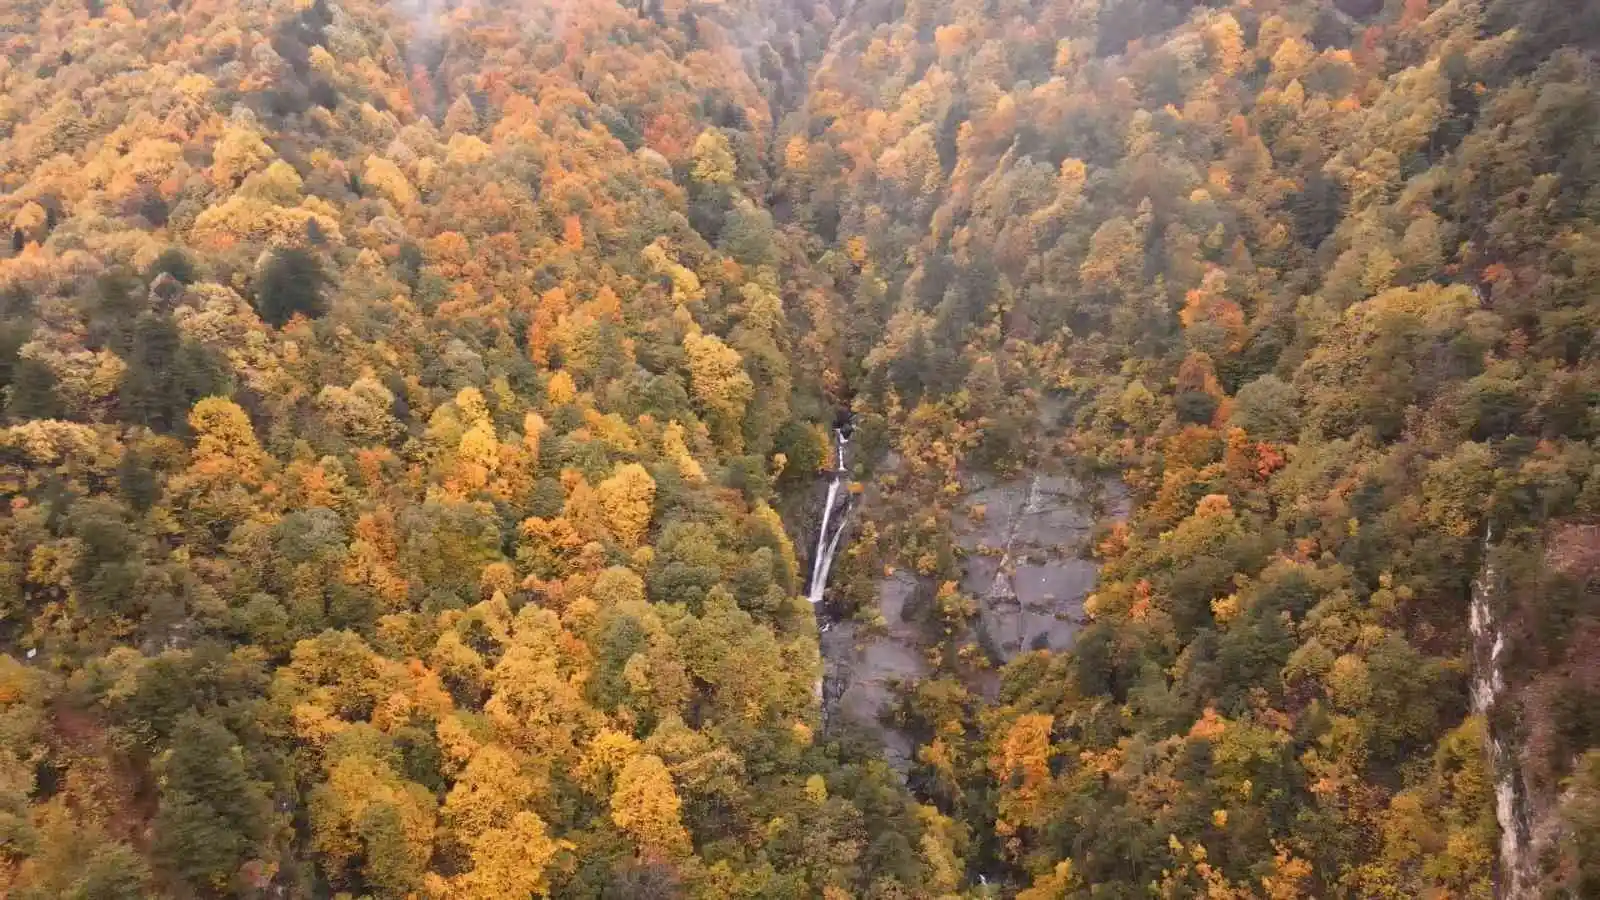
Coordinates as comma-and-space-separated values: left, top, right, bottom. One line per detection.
820, 571, 928, 772
954, 472, 1129, 662
817, 465, 1128, 775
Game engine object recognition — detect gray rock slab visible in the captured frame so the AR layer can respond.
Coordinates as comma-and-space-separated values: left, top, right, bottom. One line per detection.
831, 623, 931, 775
1013, 560, 1098, 611
961, 554, 1003, 600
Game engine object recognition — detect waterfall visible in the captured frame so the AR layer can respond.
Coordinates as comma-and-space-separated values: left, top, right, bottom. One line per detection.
1470, 524, 1532, 898
810, 494, 850, 603
807, 428, 851, 605
806, 477, 842, 604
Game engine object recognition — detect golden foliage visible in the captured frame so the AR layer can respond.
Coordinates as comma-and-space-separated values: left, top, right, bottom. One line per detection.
597, 463, 656, 547
610, 753, 690, 857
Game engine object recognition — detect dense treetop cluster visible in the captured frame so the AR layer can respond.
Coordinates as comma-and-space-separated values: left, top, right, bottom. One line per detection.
0, 0, 1596, 897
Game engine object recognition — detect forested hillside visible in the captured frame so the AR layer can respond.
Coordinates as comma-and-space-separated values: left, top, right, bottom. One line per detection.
0, 0, 1596, 897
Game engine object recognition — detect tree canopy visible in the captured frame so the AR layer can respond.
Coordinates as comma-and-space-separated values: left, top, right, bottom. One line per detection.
0, 0, 1597, 897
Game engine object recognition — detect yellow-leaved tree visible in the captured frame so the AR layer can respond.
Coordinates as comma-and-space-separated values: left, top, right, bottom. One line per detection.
597, 462, 656, 548
309, 752, 438, 897
992, 713, 1056, 847
187, 396, 268, 487
440, 743, 541, 848
683, 331, 753, 451
363, 155, 418, 207
610, 753, 690, 857
662, 420, 707, 483
437, 811, 566, 899
691, 129, 737, 186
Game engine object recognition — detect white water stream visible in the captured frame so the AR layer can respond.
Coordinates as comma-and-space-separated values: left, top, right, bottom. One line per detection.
1469, 525, 1531, 898
807, 429, 850, 605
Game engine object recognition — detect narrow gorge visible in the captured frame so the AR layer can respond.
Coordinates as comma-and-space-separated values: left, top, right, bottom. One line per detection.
1471, 527, 1535, 898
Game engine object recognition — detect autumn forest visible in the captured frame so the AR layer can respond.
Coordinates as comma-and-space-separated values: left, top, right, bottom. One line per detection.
0, 0, 1598, 896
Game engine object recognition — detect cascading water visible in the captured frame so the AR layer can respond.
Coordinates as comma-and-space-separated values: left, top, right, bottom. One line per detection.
807, 427, 851, 605
1470, 524, 1532, 898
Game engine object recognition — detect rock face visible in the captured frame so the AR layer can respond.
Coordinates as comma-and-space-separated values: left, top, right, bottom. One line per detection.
820, 572, 927, 772
819, 467, 1128, 775
954, 473, 1129, 662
